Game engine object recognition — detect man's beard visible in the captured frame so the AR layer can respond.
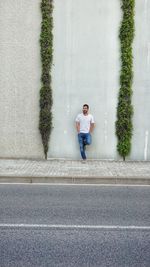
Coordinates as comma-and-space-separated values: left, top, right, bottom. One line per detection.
83, 110, 88, 115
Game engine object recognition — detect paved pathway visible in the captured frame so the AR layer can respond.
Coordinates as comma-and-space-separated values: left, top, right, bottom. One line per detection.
0, 159, 150, 184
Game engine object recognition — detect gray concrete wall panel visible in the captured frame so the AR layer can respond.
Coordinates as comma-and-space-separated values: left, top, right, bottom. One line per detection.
49, 0, 120, 159
0, 0, 44, 158
130, 0, 150, 160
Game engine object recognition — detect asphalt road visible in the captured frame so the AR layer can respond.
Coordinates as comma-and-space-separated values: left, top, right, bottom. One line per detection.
0, 184, 150, 266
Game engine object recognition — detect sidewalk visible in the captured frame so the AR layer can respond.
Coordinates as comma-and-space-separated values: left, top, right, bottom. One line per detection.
0, 158, 150, 184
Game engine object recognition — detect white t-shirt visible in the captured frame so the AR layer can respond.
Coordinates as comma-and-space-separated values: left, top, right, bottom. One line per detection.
75, 113, 95, 133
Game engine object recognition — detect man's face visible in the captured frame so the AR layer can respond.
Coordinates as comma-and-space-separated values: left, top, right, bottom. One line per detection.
83, 106, 89, 115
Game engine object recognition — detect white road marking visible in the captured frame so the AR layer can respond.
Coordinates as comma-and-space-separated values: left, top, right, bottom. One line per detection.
0, 224, 150, 230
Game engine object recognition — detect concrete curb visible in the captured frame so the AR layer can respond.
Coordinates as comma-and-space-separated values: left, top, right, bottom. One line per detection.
0, 176, 150, 185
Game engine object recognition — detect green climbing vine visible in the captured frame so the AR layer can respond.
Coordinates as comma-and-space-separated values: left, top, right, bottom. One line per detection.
116, 0, 135, 160
39, 0, 53, 159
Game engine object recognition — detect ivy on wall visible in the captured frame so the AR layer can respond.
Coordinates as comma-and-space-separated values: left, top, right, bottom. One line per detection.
39, 0, 53, 159
116, 0, 135, 160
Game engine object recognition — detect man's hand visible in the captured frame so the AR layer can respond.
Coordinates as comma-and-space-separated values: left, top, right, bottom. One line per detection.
76, 122, 80, 133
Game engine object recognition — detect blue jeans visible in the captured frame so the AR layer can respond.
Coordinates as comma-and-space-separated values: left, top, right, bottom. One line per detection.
78, 132, 92, 159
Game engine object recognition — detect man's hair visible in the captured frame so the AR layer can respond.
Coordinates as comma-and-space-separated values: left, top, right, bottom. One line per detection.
83, 104, 89, 109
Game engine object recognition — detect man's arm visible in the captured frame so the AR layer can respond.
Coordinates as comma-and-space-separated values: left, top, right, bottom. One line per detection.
90, 123, 95, 133
76, 122, 80, 133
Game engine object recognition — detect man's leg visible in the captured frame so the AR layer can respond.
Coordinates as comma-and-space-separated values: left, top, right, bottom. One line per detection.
78, 133, 86, 159
85, 133, 92, 146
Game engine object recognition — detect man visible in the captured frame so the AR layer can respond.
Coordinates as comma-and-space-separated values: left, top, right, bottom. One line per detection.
75, 104, 95, 160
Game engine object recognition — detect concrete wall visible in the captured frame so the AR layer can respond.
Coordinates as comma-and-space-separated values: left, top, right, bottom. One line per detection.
0, 0, 44, 158
130, 0, 150, 160
0, 0, 150, 160
49, 0, 120, 160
